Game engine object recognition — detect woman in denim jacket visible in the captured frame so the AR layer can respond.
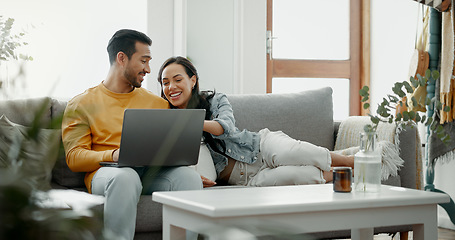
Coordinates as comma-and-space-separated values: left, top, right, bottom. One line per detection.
157, 56, 354, 187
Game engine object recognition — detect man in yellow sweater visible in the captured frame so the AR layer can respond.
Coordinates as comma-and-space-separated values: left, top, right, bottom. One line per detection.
62, 29, 202, 240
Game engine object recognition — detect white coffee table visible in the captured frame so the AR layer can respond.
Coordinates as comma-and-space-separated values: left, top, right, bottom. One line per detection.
152, 184, 449, 240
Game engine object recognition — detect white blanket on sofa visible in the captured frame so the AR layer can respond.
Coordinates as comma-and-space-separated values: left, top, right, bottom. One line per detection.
333, 116, 406, 181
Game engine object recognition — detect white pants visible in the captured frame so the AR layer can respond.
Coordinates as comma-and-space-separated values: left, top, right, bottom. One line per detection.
228, 128, 331, 186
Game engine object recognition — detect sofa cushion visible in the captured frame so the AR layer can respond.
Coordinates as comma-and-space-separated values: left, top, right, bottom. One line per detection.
227, 87, 334, 150
189, 143, 217, 182
0, 115, 60, 191
51, 147, 86, 189
0, 97, 54, 128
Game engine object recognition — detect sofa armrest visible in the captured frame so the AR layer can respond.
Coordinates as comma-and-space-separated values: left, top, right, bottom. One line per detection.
397, 124, 418, 189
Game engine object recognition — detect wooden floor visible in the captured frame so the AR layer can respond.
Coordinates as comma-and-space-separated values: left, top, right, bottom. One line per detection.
435, 227, 455, 240
342, 227, 455, 239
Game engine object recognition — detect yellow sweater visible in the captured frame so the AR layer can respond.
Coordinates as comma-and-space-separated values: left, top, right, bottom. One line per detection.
62, 83, 169, 193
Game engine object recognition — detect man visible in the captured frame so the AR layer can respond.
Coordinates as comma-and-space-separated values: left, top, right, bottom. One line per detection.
62, 29, 202, 240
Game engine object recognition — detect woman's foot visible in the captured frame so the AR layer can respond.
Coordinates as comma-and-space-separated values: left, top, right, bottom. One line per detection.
323, 170, 333, 182
330, 153, 354, 169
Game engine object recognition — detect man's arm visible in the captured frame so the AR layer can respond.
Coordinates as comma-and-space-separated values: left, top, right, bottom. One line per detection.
62, 102, 115, 172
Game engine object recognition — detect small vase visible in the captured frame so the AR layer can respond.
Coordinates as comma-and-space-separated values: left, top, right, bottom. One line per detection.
353, 131, 382, 192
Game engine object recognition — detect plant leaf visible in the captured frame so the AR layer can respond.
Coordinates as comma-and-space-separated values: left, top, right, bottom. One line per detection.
425, 117, 433, 126
411, 96, 418, 107
421, 115, 426, 123
425, 69, 431, 80
371, 116, 380, 125
403, 81, 413, 93
410, 76, 419, 88
436, 101, 443, 111
403, 111, 410, 121
359, 86, 369, 97
432, 70, 440, 80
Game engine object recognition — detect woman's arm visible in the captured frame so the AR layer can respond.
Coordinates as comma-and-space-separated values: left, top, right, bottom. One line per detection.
207, 93, 237, 139
203, 120, 224, 136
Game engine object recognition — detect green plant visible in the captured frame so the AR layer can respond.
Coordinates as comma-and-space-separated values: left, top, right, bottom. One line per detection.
0, 16, 33, 62
0, 102, 107, 239
359, 69, 451, 144
1, 16, 106, 239
0, 16, 33, 98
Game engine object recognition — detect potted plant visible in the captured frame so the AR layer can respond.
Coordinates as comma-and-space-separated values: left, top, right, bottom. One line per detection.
355, 69, 451, 192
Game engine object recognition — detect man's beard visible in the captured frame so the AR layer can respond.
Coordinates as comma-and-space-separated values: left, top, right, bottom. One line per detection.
124, 68, 143, 89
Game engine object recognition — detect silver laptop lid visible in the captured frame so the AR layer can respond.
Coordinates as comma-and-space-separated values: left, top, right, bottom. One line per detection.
117, 109, 205, 167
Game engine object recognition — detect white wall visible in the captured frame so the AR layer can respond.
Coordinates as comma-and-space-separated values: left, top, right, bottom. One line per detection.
185, 0, 266, 94
370, 0, 418, 118
1, 0, 148, 101
147, 0, 175, 95
147, 0, 266, 96
187, 0, 235, 93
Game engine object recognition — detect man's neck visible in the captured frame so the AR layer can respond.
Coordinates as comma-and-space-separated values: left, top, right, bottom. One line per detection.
104, 69, 134, 93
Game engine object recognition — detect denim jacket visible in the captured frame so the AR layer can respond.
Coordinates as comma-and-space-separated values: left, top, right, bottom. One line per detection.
206, 93, 261, 176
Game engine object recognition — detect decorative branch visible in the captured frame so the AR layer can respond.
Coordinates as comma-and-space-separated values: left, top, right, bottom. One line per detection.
359, 69, 451, 145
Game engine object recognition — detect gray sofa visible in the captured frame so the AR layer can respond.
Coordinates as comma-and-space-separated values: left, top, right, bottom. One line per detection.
0, 87, 418, 239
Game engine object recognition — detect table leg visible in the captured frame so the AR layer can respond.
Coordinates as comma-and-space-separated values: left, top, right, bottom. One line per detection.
162, 205, 186, 240
163, 222, 186, 240
351, 228, 373, 240
413, 222, 437, 240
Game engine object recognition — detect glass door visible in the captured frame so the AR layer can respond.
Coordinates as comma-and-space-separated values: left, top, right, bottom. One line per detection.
267, 0, 369, 119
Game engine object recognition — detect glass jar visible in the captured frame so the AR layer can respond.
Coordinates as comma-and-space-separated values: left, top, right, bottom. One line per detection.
353, 131, 381, 192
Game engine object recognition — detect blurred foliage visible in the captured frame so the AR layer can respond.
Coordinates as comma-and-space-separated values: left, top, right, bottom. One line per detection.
0, 15, 33, 62
0, 183, 104, 240
360, 69, 451, 145
0, 16, 34, 99
0, 85, 107, 239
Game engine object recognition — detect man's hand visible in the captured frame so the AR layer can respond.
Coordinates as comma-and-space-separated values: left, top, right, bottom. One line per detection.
201, 175, 216, 188
112, 149, 120, 162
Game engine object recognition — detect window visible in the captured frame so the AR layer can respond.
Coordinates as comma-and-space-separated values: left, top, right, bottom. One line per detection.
267, 0, 369, 119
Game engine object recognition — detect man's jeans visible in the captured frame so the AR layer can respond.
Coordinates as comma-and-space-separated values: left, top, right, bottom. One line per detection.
92, 166, 202, 240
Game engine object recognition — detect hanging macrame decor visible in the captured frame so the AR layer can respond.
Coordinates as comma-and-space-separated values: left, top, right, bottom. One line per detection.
407, 7, 430, 113
439, 2, 455, 123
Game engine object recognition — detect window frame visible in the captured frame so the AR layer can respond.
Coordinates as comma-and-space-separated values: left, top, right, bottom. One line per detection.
266, 0, 370, 116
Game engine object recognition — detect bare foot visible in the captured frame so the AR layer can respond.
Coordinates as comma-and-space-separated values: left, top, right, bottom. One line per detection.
323, 170, 333, 182
330, 153, 354, 169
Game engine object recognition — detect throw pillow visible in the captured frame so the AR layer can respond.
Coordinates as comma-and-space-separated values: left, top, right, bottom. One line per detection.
0, 115, 61, 191
189, 143, 217, 182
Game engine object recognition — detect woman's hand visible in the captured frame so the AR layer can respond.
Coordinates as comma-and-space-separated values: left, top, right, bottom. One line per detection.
112, 149, 120, 162
201, 175, 216, 188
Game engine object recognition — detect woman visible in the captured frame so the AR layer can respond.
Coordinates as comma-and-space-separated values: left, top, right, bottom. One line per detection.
157, 56, 354, 187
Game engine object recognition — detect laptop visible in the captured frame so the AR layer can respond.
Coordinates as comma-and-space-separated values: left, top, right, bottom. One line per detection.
100, 108, 205, 167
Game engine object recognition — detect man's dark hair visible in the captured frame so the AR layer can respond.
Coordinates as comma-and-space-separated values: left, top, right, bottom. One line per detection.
107, 29, 152, 65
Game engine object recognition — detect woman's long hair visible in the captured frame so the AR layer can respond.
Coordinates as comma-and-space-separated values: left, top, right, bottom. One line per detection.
157, 56, 226, 155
